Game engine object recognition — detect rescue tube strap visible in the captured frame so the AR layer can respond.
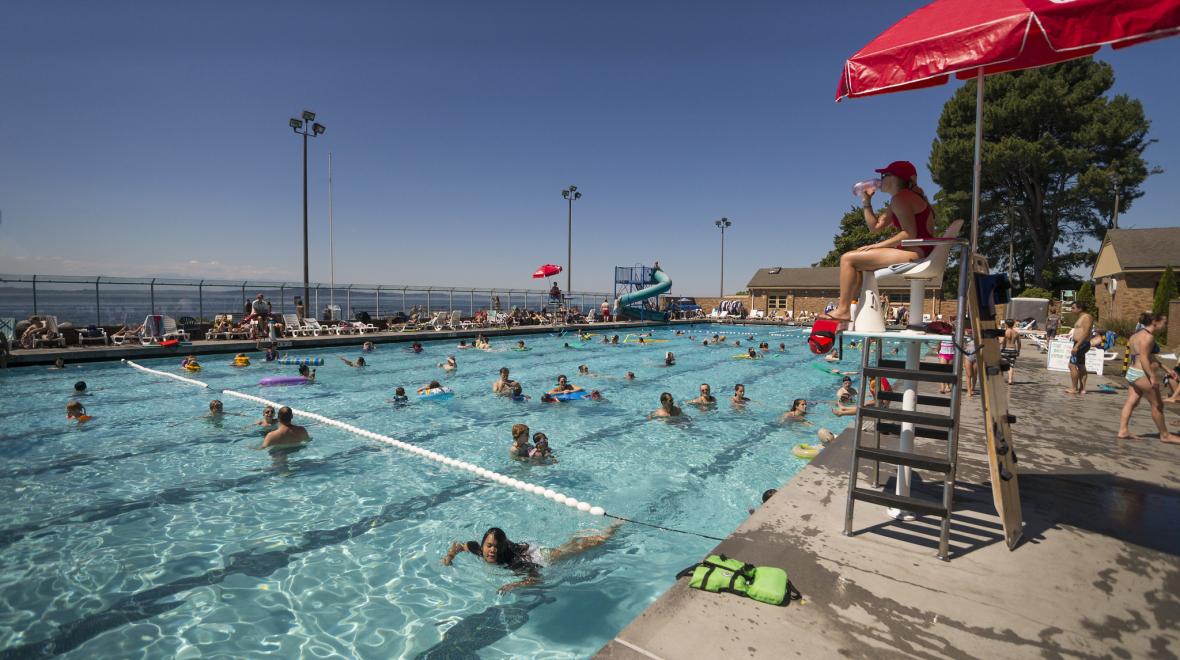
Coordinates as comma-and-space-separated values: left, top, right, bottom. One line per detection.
604, 513, 725, 542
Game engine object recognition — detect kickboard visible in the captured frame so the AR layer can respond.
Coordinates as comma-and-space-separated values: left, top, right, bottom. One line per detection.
968, 254, 1023, 550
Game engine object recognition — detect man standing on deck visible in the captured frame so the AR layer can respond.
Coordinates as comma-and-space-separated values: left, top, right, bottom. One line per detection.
1066, 300, 1094, 396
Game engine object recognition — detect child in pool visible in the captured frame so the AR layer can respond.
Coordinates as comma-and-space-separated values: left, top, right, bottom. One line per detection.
529, 433, 557, 463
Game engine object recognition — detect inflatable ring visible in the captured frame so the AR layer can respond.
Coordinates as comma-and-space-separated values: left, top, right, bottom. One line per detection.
277, 357, 324, 366
233, 358, 250, 367
184, 364, 202, 372
260, 375, 310, 386
418, 387, 455, 401
732, 354, 762, 360
792, 444, 821, 460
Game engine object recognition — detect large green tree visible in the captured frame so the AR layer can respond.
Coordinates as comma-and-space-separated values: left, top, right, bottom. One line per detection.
1153, 266, 1178, 316
929, 58, 1158, 290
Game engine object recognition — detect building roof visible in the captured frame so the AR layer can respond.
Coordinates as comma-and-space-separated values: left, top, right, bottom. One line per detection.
1105, 228, 1180, 271
747, 267, 908, 290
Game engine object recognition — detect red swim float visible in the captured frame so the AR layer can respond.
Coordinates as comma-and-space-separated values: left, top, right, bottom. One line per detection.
807, 319, 841, 355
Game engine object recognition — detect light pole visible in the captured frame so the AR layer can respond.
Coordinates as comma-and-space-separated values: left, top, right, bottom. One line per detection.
561, 185, 581, 294
1111, 172, 1121, 229
289, 110, 326, 318
715, 217, 732, 298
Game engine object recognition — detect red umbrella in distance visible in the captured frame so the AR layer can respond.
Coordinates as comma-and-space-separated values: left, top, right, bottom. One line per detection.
836, 0, 1180, 248
532, 264, 563, 279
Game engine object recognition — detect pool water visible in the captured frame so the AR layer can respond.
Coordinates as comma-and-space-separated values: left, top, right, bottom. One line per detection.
0, 324, 860, 658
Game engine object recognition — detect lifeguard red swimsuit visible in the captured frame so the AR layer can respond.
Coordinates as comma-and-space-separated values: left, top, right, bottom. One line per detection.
889, 203, 934, 257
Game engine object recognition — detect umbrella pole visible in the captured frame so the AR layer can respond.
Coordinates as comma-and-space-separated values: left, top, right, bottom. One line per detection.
970, 69, 983, 255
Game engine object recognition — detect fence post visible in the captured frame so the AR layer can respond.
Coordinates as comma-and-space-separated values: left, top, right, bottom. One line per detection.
95, 277, 102, 326
427, 289, 432, 314
507, 291, 512, 311
279, 284, 285, 316
449, 288, 454, 313
241, 282, 247, 314
346, 285, 352, 320
376, 286, 381, 320
469, 290, 475, 317
150, 278, 156, 314
315, 286, 320, 319
199, 281, 204, 322
402, 288, 407, 315
32, 275, 38, 316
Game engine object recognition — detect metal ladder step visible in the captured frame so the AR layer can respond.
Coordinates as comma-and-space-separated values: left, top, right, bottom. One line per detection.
877, 391, 952, 407
877, 422, 950, 441
856, 447, 952, 473
851, 488, 948, 517
878, 359, 954, 373
864, 366, 957, 384
859, 406, 955, 427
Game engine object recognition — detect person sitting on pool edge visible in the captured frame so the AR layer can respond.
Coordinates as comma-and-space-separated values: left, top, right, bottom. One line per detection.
510, 423, 533, 458
686, 384, 716, 409
649, 392, 683, 419
732, 383, 750, 407
442, 523, 621, 594
548, 374, 583, 395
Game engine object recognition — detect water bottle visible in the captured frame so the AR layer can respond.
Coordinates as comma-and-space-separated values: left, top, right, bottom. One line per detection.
852, 178, 881, 198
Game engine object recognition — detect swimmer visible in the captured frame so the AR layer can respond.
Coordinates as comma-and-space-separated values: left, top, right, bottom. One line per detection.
703, 340, 709, 346
439, 355, 457, 372
686, 383, 716, 408
208, 399, 225, 417
578, 364, 590, 376
780, 398, 813, 425
458, 340, 469, 349
509, 423, 533, 458
601, 335, 610, 344
339, 356, 367, 367
747, 348, 759, 359
649, 392, 683, 419
732, 383, 750, 407
530, 433, 557, 463
611, 335, 619, 345
824, 352, 841, 362
181, 355, 200, 369
260, 406, 311, 464
232, 352, 250, 365
625, 371, 635, 381
832, 377, 858, 416
779, 343, 786, 352
50, 358, 65, 370
637, 337, 646, 344
256, 406, 278, 431
516, 340, 526, 350
411, 342, 424, 353
66, 400, 90, 422
749, 488, 778, 515
73, 381, 88, 395
747, 335, 755, 341
587, 389, 605, 401
418, 380, 443, 394
493, 367, 512, 395
735, 340, 741, 347
362, 341, 375, 353
548, 375, 583, 395
388, 386, 409, 404
817, 428, 837, 445
540, 393, 558, 403
298, 364, 317, 382
564, 342, 573, 349
265, 346, 279, 361
442, 523, 621, 594
664, 352, 676, 366
509, 381, 530, 401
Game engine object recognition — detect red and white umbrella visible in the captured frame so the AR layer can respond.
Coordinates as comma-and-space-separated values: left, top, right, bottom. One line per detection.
836, 0, 1180, 248
532, 264, 563, 279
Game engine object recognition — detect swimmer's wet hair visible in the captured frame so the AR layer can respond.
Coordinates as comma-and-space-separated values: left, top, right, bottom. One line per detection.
277, 406, 294, 423
511, 423, 529, 438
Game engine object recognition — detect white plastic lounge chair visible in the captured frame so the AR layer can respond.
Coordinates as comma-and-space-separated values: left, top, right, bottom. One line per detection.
77, 324, 108, 346
302, 318, 326, 336
446, 310, 462, 330
283, 314, 309, 337
332, 321, 358, 335
429, 311, 448, 331
161, 316, 190, 342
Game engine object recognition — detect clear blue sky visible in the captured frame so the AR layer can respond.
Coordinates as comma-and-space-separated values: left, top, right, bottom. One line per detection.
2, 1, 1176, 295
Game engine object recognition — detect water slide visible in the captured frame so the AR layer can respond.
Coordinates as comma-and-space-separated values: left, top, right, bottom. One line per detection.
618, 267, 673, 321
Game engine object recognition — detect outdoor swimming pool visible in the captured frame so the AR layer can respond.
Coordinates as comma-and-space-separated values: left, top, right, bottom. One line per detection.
0, 324, 860, 658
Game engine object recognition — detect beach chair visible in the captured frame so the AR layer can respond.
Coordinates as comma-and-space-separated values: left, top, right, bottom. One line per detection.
77, 324, 109, 346
30, 315, 67, 348
161, 316, 190, 343
302, 318, 328, 336
446, 310, 462, 330
429, 311, 449, 331
283, 314, 308, 337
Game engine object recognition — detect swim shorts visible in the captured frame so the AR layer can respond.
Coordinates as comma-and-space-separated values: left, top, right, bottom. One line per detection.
1070, 344, 1090, 366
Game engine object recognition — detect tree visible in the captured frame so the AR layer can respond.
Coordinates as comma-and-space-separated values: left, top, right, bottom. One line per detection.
930, 58, 1159, 290
1076, 281, 1095, 312
815, 206, 879, 267
1153, 266, 1178, 316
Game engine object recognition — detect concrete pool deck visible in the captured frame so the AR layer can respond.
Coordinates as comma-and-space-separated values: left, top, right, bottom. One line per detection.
599, 346, 1180, 659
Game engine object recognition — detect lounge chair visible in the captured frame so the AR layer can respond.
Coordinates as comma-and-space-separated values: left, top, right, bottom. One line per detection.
32, 315, 67, 349
77, 324, 109, 346
302, 318, 329, 336
430, 311, 449, 332
161, 316, 190, 343
445, 310, 462, 330
283, 314, 311, 337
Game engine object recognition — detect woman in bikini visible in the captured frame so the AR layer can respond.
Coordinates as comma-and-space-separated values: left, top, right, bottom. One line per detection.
1118, 312, 1180, 443
822, 161, 936, 324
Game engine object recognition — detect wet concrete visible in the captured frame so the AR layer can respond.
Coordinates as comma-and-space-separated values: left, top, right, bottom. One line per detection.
599, 347, 1180, 659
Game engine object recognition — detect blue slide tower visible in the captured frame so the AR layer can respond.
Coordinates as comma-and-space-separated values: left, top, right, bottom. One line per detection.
614, 264, 673, 321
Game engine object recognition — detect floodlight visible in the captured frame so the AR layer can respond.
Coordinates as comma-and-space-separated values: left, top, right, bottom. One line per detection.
290, 118, 303, 129
312, 123, 326, 135
302, 110, 316, 122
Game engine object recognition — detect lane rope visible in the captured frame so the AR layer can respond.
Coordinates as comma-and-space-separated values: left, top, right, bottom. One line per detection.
121, 359, 729, 541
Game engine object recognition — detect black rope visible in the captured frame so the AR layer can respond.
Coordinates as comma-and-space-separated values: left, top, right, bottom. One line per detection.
604, 513, 726, 542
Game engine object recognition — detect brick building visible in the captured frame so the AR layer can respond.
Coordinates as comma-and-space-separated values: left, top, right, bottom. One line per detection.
1091, 227, 1180, 321
745, 267, 955, 320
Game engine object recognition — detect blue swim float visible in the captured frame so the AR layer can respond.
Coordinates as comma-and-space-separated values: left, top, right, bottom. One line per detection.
418, 387, 454, 401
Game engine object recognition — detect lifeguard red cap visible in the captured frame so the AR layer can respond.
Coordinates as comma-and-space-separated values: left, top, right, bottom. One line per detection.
875, 160, 917, 181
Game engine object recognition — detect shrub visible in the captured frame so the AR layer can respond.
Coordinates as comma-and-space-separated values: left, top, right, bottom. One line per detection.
1076, 281, 1095, 312
1099, 316, 1137, 339
1019, 286, 1052, 300
1061, 312, 1078, 327
1153, 266, 1178, 316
